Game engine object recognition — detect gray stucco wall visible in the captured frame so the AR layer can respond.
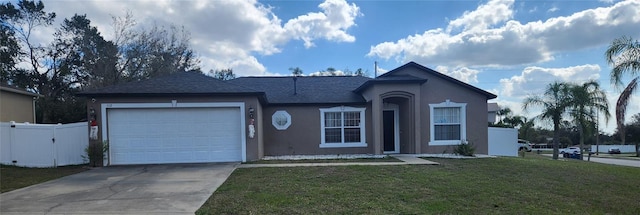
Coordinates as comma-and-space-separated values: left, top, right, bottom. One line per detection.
389, 67, 491, 154
262, 104, 374, 156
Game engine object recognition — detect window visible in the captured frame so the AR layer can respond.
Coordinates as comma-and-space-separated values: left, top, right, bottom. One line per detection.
319, 106, 366, 148
429, 100, 466, 145
272, 110, 291, 130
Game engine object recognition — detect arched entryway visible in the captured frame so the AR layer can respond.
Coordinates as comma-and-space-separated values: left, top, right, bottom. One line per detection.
380, 91, 416, 154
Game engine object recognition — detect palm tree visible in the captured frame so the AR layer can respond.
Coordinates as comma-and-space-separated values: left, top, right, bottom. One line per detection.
496, 107, 512, 123
523, 82, 571, 160
503, 115, 526, 128
566, 81, 610, 156
518, 118, 535, 141
605, 36, 640, 156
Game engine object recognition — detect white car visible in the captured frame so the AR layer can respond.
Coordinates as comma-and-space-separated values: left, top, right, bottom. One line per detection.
560, 147, 581, 154
518, 139, 532, 152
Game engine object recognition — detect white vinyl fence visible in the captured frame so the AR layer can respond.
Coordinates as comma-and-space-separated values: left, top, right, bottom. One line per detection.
0, 121, 88, 167
488, 127, 518, 157
591, 145, 638, 153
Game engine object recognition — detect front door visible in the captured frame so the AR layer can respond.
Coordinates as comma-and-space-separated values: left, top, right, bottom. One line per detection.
383, 107, 399, 154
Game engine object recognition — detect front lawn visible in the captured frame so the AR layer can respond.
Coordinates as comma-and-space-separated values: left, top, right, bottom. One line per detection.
198, 155, 640, 214
0, 165, 88, 193
245, 156, 400, 164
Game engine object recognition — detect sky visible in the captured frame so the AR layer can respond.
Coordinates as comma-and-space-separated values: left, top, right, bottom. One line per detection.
26, 0, 640, 134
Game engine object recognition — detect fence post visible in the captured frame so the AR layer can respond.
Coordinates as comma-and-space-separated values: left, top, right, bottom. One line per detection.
52, 123, 62, 167
9, 121, 16, 165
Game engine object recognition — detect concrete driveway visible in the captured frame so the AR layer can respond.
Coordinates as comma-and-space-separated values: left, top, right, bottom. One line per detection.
0, 163, 238, 215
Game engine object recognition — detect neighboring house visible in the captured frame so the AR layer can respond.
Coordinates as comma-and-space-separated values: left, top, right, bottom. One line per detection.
0, 84, 42, 123
487, 103, 499, 124
79, 62, 496, 165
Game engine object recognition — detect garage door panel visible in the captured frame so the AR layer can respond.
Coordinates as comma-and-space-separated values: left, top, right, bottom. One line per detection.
108, 107, 242, 165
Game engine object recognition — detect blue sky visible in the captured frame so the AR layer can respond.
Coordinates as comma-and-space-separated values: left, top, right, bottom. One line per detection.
38, 0, 640, 133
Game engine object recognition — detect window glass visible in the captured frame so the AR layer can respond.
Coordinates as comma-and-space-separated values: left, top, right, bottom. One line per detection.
320, 107, 366, 146
434, 107, 461, 140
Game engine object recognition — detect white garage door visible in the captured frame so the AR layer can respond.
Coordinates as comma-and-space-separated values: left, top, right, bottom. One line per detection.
107, 107, 242, 165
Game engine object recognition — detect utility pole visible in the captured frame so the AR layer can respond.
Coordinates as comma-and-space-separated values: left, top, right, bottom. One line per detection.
596, 110, 599, 156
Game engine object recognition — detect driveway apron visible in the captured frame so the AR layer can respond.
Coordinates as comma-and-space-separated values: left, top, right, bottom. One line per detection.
0, 163, 238, 215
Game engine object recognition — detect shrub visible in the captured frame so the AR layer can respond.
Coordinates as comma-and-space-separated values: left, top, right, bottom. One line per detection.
453, 140, 475, 156
83, 140, 109, 167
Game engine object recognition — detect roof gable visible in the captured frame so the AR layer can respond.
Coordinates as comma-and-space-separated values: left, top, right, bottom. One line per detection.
354, 75, 427, 93
380, 62, 497, 99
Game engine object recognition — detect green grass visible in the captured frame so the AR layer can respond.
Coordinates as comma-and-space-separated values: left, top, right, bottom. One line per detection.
0, 164, 88, 193
197, 154, 640, 214
244, 156, 400, 164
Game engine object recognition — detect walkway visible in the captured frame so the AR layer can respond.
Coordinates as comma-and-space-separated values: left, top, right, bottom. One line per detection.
239, 154, 439, 168
583, 156, 640, 167
543, 154, 640, 168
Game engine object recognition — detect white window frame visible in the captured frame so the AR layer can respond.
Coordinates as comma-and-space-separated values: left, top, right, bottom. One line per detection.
429, 100, 466, 146
319, 106, 367, 148
272, 110, 291, 130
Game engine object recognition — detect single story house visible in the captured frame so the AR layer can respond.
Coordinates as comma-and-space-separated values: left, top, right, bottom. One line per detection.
79, 62, 496, 165
487, 102, 499, 124
1, 84, 42, 123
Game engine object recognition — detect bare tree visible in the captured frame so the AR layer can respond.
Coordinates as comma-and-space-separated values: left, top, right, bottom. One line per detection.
211, 68, 235, 80
110, 12, 201, 83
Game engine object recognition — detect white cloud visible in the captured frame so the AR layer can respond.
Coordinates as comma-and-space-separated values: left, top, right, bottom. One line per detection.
446, 0, 514, 33
492, 99, 526, 117
308, 70, 347, 76
42, 0, 361, 76
375, 65, 388, 76
284, 0, 361, 48
547, 6, 559, 13
434, 66, 480, 84
498, 64, 601, 97
367, 0, 640, 67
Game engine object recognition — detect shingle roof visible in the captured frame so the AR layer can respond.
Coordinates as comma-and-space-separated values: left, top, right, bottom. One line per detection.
228, 76, 371, 104
354, 75, 428, 93
78, 72, 261, 96
380, 61, 497, 99
79, 62, 497, 104
0, 83, 43, 97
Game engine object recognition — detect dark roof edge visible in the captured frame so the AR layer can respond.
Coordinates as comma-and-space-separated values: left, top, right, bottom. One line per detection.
263, 102, 368, 107
354, 79, 428, 93
76, 92, 269, 104
0, 86, 43, 97
77, 91, 262, 96
380, 62, 497, 99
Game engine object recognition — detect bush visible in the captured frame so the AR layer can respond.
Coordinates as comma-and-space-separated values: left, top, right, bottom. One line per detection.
454, 140, 475, 156
83, 140, 108, 167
